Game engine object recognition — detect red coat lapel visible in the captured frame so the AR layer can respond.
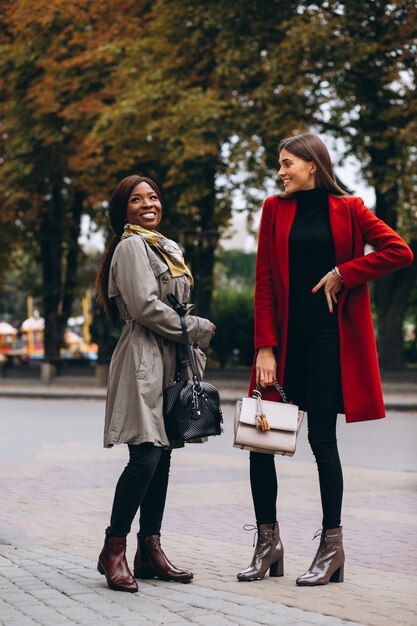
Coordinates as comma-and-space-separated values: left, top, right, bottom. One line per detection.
274, 198, 297, 291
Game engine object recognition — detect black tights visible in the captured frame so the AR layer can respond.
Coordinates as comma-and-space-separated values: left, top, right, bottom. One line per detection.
109, 443, 172, 537
250, 323, 343, 531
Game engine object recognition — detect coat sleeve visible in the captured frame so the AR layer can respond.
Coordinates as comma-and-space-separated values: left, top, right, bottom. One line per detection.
111, 237, 213, 348
338, 197, 414, 290
254, 197, 279, 350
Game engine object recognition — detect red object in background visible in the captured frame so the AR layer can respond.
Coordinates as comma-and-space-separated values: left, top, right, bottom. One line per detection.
0, 321, 18, 355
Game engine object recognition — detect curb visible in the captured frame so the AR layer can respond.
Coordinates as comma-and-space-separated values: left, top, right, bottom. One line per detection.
0, 388, 416, 410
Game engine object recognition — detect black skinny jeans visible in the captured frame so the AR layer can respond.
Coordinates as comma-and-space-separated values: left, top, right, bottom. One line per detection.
250, 319, 343, 531
109, 443, 172, 537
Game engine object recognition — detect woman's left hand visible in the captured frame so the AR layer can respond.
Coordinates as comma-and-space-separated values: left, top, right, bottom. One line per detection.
311, 271, 343, 314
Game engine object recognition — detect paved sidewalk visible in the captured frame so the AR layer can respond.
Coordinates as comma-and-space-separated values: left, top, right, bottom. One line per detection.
0, 391, 416, 625
0, 543, 365, 626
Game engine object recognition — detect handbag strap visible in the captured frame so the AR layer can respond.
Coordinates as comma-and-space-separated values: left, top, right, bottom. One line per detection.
167, 293, 201, 389
254, 381, 291, 404
173, 342, 182, 382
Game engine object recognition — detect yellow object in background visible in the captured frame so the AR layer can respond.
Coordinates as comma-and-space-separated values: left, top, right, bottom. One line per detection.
82, 289, 92, 345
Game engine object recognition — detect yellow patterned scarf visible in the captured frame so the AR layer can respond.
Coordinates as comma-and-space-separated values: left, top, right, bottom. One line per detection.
122, 224, 193, 285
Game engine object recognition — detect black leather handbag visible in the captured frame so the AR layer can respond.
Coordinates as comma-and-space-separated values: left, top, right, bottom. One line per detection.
163, 294, 223, 442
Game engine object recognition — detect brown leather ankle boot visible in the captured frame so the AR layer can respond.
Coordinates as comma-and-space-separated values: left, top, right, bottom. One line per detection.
133, 534, 193, 583
97, 528, 138, 592
296, 526, 344, 586
237, 522, 284, 582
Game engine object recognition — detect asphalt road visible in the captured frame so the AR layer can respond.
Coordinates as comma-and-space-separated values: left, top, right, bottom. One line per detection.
1, 398, 416, 471
1, 397, 416, 626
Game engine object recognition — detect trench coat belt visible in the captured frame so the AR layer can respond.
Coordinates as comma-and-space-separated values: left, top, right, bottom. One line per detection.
125, 319, 135, 331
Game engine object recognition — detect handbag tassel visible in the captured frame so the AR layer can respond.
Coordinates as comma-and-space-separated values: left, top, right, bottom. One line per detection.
256, 413, 270, 431
255, 391, 270, 431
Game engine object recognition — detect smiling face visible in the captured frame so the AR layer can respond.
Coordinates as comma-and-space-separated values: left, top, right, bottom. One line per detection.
278, 148, 317, 194
126, 181, 162, 230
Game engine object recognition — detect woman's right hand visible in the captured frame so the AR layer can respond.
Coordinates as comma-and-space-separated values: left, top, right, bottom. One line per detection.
256, 347, 277, 388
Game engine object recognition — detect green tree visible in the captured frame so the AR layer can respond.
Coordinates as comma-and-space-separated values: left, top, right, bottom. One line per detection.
2, 0, 414, 369
254, 0, 417, 366
0, 248, 42, 325
211, 288, 254, 367
214, 249, 256, 289
0, 0, 146, 359
89, 0, 299, 317
211, 249, 256, 367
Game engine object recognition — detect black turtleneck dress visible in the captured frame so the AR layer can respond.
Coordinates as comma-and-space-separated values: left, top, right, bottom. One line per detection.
289, 187, 337, 328
250, 187, 343, 531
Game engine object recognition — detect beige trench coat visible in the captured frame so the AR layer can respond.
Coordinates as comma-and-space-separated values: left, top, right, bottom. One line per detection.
103, 234, 213, 448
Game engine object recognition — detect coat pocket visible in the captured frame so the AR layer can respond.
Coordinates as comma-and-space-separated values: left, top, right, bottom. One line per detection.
134, 326, 155, 381
136, 351, 149, 380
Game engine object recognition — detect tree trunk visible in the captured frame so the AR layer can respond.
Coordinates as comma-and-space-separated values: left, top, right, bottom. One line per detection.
40, 186, 84, 360
60, 190, 84, 337
374, 258, 417, 368
178, 165, 219, 320
369, 164, 416, 367
194, 243, 216, 319
40, 185, 64, 360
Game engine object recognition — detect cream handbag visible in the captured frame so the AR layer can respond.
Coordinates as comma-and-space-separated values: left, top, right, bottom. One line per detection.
234, 383, 304, 457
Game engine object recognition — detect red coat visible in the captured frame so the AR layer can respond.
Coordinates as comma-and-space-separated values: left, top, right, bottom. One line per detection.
249, 194, 414, 423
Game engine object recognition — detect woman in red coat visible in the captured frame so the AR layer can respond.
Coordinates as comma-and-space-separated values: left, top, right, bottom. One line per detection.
237, 132, 413, 586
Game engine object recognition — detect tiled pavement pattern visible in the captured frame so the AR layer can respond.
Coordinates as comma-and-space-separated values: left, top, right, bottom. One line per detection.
0, 544, 366, 626
0, 396, 416, 625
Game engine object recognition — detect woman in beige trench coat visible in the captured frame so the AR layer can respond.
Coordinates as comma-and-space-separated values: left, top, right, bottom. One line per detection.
95, 175, 215, 593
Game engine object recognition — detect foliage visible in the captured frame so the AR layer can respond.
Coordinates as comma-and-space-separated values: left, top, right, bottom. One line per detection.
209, 249, 256, 367
89, 0, 299, 226
270, 1, 417, 365
1, 0, 415, 365
214, 249, 256, 289
0, 248, 42, 325
86, 0, 302, 316
211, 287, 254, 368
405, 281, 417, 363
0, 0, 146, 356
78, 0, 417, 362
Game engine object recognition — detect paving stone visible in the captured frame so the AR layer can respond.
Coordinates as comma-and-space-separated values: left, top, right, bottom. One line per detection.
1, 619, 41, 626
0, 399, 416, 626
225, 616, 262, 626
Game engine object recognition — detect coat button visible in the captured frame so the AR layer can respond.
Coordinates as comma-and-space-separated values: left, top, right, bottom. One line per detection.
162, 275, 169, 283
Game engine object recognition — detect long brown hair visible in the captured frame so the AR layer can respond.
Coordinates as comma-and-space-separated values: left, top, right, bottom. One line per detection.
95, 175, 162, 319
278, 132, 348, 197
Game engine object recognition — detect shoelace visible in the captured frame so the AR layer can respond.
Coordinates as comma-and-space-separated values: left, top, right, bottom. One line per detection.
312, 528, 327, 547
243, 524, 258, 547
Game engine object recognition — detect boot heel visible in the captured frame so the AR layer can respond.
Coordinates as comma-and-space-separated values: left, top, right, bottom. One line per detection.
330, 564, 344, 583
269, 559, 284, 577
97, 561, 105, 575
